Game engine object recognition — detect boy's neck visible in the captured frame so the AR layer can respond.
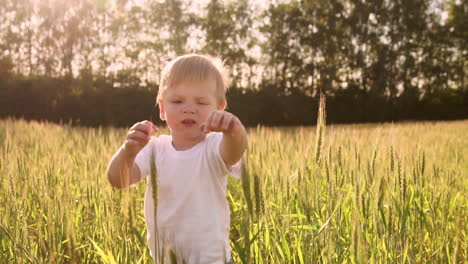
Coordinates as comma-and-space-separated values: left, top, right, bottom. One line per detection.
171, 133, 207, 151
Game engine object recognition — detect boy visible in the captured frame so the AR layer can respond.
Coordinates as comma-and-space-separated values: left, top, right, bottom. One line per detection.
107, 54, 247, 263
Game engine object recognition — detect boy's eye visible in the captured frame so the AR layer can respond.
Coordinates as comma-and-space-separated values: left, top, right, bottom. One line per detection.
198, 102, 208, 105
172, 100, 182, 104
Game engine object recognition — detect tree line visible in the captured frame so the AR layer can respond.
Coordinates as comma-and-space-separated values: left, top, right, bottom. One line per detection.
0, 0, 466, 126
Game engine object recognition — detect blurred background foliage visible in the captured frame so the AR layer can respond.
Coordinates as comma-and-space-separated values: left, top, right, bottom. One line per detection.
0, 0, 466, 126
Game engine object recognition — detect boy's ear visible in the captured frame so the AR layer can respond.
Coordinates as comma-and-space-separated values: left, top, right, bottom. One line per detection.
159, 101, 166, 121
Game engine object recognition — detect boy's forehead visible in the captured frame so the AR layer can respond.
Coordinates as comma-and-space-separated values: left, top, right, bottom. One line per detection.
169, 76, 217, 89
171, 73, 216, 85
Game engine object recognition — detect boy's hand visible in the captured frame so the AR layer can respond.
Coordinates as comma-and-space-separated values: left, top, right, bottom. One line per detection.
124, 120, 158, 157
203, 110, 247, 166
202, 110, 243, 137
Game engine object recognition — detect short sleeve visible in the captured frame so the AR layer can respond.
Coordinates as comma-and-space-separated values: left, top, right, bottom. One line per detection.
134, 137, 158, 181
207, 133, 242, 179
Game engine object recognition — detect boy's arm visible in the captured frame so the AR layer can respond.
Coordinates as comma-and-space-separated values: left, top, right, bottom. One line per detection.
107, 146, 142, 188
203, 111, 247, 165
107, 121, 158, 188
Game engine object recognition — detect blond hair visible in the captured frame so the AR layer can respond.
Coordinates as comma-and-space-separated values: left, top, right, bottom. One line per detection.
156, 54, 231, 106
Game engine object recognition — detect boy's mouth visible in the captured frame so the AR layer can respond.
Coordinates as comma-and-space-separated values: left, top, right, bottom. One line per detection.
181, 118, 196, 127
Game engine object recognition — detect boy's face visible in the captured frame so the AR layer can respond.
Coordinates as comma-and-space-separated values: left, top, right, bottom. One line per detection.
159, 77, 224, 141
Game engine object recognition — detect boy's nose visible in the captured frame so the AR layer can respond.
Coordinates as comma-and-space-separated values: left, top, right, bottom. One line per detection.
182, 105, 195, 114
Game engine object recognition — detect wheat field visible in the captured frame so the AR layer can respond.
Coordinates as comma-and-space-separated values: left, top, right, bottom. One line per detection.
0, 118, 467, 263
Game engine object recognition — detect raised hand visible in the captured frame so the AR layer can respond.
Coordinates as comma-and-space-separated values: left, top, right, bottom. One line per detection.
124, 120, 158, 157
202, 110, 243, 137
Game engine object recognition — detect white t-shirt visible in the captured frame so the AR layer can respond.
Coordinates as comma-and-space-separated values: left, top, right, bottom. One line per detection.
135, 132, 241, 264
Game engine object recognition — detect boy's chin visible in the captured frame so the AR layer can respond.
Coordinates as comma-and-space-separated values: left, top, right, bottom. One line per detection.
172, 129, 206, 138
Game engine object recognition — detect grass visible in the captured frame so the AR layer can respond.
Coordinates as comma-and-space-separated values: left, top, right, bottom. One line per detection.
0, 118, 467, 263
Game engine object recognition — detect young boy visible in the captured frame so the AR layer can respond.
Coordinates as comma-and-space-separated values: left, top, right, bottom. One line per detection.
107, 54, 247, 263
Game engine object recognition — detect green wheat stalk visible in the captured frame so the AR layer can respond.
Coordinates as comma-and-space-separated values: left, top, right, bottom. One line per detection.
241, 156, 253, 220
314, 93, 326, 164
150, 151, 163, 263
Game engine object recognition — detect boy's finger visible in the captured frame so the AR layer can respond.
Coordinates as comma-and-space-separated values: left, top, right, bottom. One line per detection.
125, 138, 139, 147
210, 111, 223, 130
128, 130, 151, 142
124, 139, 144, 153
203, 113, 214, 132
221, 114, 233, 131
141, 121, 153, 133
230, 117, 240, 136
142, 120, 158, 133
200, 124, 207, 133
134, 123, 153, 136
150, 123, 159, 133
129, 122, 140, 131
134, 121, 150, 135
133, 126, 149, 136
